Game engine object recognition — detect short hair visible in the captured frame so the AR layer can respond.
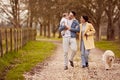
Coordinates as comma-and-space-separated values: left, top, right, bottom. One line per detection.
62, 13, 68, 17
70, 11, 76, 16
82, 15, 89, 22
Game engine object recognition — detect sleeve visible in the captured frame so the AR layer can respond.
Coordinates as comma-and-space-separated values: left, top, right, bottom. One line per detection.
70, 21, 80, 32
58, 25, 66, 32
58, 18, 65, 32
86, 24, 96, 36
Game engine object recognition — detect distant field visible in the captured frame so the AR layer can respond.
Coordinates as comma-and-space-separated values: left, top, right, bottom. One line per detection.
100, 36, 119, 40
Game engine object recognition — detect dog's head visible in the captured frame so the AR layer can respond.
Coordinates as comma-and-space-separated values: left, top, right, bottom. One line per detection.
107, 56, 115, 64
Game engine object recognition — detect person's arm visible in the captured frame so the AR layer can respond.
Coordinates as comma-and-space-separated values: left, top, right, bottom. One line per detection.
68, 21, 80, 32
58, 25, 66, 32
86, 24, 96, 36
70, 24, 80, 32
59, 18, 68, 32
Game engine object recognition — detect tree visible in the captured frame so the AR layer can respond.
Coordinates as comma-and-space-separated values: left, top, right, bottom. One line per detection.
78, 0, 105, 40
0, 0, 27, 28
104, 0, 120, 40
117, 0, 120, 41
118, 18, 120, 41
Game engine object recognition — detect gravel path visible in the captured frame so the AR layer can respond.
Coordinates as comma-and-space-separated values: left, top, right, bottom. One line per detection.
24, 41, 120, 80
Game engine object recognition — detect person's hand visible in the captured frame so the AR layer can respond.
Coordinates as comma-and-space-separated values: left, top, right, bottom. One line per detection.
64, 27, 68, 30
65, 24, 71, 30
67, 27, 71, 30
85, 33, 89, 36
85, 33, 89, 40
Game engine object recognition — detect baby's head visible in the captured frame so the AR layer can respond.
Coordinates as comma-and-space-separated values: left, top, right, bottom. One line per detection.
62, 13, 68, 18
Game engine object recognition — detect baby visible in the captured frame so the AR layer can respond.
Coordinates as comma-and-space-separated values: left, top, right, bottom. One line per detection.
60, 13, 68, 36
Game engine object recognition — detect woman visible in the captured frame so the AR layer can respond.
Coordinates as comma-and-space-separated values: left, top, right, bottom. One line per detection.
79, 16, 95, 68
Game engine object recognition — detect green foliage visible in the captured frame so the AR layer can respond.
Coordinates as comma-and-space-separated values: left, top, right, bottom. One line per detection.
0, 41, 56, 80
95, 41, 120, 58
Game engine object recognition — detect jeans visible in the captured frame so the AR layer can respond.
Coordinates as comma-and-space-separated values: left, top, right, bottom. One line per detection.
81, 40, 90, 66
63, 37, 77, 67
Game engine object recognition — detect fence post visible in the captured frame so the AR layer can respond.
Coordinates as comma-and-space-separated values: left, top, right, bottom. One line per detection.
22, 29, 24, 47
23, 29, 25, 46
28, 28, 30, 41
22, 29, 25, 46
0, 30, 3, 57
20, 29, 22, 48
26, 29, 28, 42
5, 29, 8, 53
10, 28, 13, 52
0, 28, 37, 57
14, 28, 17, 51
16, 29, 18, 51
26, 29, 28, 44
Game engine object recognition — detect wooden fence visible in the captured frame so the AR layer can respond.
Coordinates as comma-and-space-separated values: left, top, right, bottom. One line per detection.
0, 28, 36, 57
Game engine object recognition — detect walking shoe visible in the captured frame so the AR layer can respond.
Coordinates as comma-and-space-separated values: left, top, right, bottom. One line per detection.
69, 60, 74, 67
64, 66, 68, 70
86, 62, 89, 67
82, 65, 86, 68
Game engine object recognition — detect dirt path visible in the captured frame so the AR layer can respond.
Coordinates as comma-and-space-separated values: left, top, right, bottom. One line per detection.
24, 41, 120, 80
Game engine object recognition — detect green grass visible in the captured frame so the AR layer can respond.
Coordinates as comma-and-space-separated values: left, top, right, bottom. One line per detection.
95, 41, 120, 58
36, 36, 62, 40
0, 41, 56, 80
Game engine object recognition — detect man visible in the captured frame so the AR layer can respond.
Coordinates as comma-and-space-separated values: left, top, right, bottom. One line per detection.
59, 11, 80, 70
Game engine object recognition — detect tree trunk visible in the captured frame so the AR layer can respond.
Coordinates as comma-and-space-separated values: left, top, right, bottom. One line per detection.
94, 22, 100, 41
58, 31, 61, 38
29, 14, 33, 28
52, 22, 57, 38
107, 17, 115, 40
40, 24, 43, 36
119, 23, 120, 42
118, 18, 120, 42
34, 21, 38, 30
53, 32, 56, 38
11, 0, 20, 28
28, 0, 34, 28
52, 26, 56, 38
47, 21, 50, 38
44, 24, 46, 37
105, 0, 116, 41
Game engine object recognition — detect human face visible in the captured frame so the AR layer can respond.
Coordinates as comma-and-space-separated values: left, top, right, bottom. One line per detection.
69, 12, 74, 19
80, 16, 85, 23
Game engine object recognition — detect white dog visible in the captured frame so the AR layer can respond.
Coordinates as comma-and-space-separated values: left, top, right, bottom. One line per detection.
102, 50, 115, 70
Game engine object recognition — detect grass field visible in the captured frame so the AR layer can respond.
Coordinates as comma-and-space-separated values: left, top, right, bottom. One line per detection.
36, 36, 62, 40
95, 41, 120, 58
0, 38, 120, 80
0, 41, 56, 80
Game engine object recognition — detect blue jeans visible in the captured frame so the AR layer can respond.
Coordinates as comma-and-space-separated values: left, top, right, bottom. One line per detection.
80, 40, 90, 66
